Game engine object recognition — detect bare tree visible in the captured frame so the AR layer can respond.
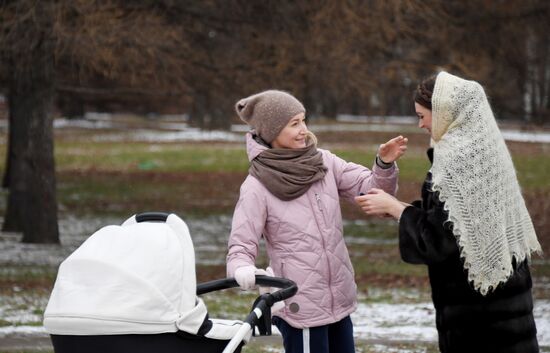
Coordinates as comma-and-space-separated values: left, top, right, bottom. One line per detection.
0, 0, 192, 243
1, 1, 58, 242
402, 0, 550, 121
1, 0, 548, 244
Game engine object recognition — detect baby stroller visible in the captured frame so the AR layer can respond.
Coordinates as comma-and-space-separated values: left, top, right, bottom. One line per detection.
43, 212, 297, 353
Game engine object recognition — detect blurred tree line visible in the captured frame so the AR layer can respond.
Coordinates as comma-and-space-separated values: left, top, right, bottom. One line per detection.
0, 0, 549, 243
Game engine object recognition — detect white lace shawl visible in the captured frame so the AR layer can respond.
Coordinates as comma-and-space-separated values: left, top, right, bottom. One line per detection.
431, 71, 541, 295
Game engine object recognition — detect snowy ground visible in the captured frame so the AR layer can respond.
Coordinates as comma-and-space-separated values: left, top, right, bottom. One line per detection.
1, 294, 549, 348
0, 116, 549, 350
3, 114, 547, 143
84, 120, 550, 144
0, 215, 549, 350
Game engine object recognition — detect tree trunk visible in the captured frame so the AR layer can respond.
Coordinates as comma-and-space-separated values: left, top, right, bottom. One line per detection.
189, 90, 232, 130
3, 21, 59, 243
2, 93, 13, 189
2, 91, 22, 232
206, 99, 231, 130
58, 93, 85, 119
188, 93, 207, 128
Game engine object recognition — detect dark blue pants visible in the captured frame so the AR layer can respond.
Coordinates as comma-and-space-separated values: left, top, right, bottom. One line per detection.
273, 316, 355, 353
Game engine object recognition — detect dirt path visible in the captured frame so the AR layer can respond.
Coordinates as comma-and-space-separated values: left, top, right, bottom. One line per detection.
0, 333, 438, 352
0, 334, 53, 352
0, 335, 283, 351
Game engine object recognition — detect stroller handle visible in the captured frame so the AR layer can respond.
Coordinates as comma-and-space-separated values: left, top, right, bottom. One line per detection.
202, 276, 298, 353
197, 275, 297, 302
135, 212, 170, 223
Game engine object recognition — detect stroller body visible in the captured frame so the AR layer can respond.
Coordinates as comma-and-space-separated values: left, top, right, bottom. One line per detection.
43, 212, 296, 353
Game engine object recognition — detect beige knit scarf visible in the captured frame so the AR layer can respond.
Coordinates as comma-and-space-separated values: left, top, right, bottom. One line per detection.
431, 71, 541, 295
250, 141, 327, 201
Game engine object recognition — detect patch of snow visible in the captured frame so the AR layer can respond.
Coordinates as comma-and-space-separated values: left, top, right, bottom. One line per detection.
352, 300, 550, 347
501, 130, 550, 143
54, 118, 115, 129
0, 214, 232, 267
83, 112, 114, 121
144, 113, 189, 121
0, 295, 548, 349
232, 122, 420, 134
366, 344, 432, 353
337, 114, 417, 125
134, 129, 242, 142
92, 129, 242, 143
262, 346, 283, 353
231, 124, 251, 133
0, 326, 47, 337
312, 123, 419, 133
0, 294, 48, 326
3, 113, 550, 144
0, 215, 120, 266
154, 123, 189, 130
353, 302, 437, 342
535, 299, 550, 347
345, 236, 397, 245
0, 214, 548, 348
32, 116, 550, 144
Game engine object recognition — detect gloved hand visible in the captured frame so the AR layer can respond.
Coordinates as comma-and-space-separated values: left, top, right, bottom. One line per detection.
234, 265, 259, 290
258, 267, 285, 313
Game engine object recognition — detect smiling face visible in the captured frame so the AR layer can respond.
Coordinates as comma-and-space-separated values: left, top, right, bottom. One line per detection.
415, 102, 433, 136
271, 113, 308, 149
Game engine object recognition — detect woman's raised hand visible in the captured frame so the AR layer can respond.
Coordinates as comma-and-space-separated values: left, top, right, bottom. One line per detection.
378, 135, 408, 163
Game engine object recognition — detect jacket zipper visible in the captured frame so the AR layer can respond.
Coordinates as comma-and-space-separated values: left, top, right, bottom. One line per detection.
280, 260, 288, 315
315, 193, 329, 225
314, 192, 334, 317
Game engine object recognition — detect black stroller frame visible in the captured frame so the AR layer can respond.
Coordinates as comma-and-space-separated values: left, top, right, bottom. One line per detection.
198, 275, 297, 353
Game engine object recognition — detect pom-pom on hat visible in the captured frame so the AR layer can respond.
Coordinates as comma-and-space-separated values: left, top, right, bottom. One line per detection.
235, 90, 305, 143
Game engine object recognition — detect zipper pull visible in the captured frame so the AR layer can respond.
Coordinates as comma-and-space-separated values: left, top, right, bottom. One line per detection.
315, 193, 323, 211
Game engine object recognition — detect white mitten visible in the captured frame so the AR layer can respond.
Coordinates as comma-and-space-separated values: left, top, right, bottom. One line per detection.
258, 267, 285, 313
234, 265, 258, 290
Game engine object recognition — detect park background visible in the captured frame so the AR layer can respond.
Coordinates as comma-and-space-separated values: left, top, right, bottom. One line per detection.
0, 1, 549, 352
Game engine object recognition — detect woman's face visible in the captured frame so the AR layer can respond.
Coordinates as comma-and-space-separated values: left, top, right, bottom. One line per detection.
415, 102, 433, 135
271, 113, 308, 149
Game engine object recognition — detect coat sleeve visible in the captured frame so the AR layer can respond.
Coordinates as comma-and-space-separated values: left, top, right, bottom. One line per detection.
398, 196, 459, 265
326, 150, 399, 202
226, 178, 267, 277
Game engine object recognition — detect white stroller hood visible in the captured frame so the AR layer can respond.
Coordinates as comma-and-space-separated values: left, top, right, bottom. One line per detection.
44, 214, 241, 340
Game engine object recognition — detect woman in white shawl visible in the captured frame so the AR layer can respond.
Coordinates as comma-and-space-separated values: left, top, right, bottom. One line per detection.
355, 71, 541, 353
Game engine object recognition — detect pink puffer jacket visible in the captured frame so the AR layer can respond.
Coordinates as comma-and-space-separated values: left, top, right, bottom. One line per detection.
227, 133, 398, 328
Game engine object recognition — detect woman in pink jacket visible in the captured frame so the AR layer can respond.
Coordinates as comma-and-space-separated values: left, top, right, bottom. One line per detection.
226, 90, 407, 353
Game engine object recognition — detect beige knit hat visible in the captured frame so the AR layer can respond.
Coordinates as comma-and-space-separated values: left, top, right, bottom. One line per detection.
235, 90, 306, 143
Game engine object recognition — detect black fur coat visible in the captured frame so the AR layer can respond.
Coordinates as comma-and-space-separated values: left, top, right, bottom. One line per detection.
398, 149, 539, 353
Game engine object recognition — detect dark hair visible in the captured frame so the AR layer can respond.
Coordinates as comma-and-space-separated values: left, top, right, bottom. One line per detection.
414, 75, 436, 110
